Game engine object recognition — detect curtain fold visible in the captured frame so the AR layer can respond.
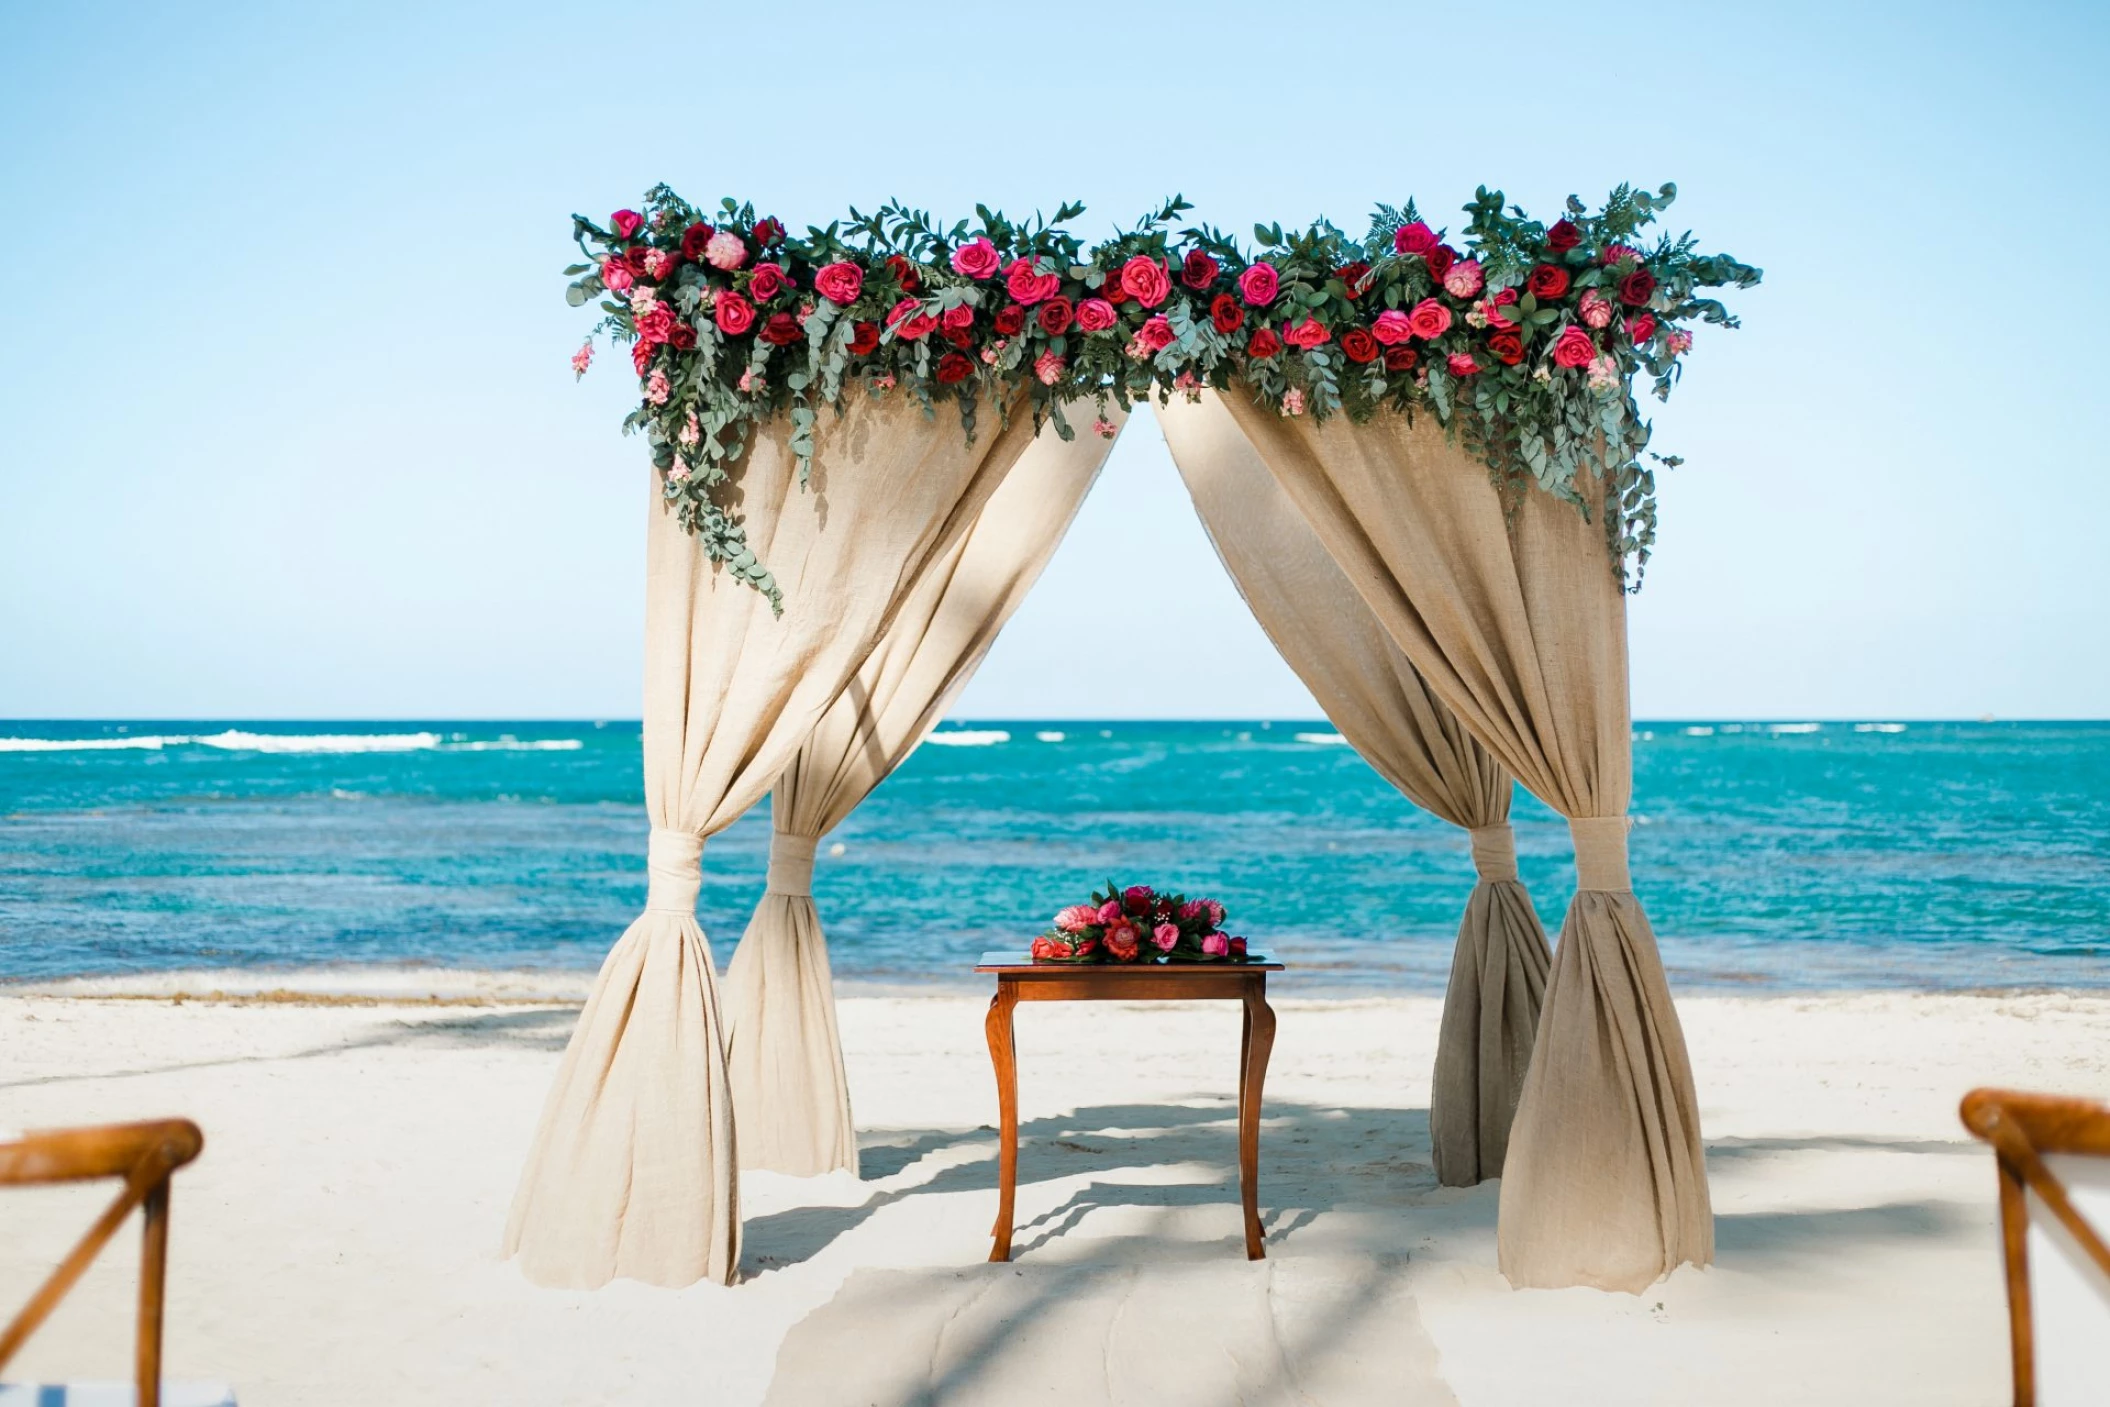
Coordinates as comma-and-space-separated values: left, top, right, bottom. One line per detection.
1205, 389, 1710, 1292
723, 408, 1123, 1177
1157, 396, 1551, 1188
504, 390, 1038, 1289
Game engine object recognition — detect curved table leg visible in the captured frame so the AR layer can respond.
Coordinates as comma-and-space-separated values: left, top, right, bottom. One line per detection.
1239, 981, 1276, 1260
986, 982, 1019, 1260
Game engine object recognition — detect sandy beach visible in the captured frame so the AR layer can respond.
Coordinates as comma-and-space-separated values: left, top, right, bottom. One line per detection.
0, 977, 2104, 1405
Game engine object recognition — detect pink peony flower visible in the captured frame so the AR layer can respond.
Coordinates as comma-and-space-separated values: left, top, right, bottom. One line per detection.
1371, 309, 1414, 345
1578, 290, 1613, 329
601, 256, 635, 294
1443, 259, 1485, 298
1006, 257, 1061, 305
1625, 313, 1656, 344
1237, 262, 1279, 307
1446, 351, 1480, 377
1053, 903, 1098, 933
1201, 933, 1229, 957
1034, 350, 1066, 385
1152, 922, 1180, 952
704, 230, 747, 271
1405, 298, 1452, 340
1392, 220, 1438, 256
950, 237, 1002, 279
644, 369, 671, 405
1280, 386, 1306, 416
1137, 314, 1176, 352
1075, 298, 1118, 332
813, 261, 864, 306
1552, 325, 1597, 368
570, 341, 593, 376
611, 209, 643, 239
1093, 416, 1118, 439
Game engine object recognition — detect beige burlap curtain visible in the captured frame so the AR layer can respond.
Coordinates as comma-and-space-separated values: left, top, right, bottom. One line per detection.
1158, 397, 1550, 1188
504, 392, 1038, 1289
723, 408, 1123, 1177
1206, 389, 1710, 1293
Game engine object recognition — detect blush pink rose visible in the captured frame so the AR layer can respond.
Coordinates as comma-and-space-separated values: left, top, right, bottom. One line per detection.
1392, 220, 1438, 256
813, 262, 864, 306
1120, 256, 1171, 308
1442, 259, 1485, 298
1201, 933, 1229, 957
1371, 309, 1414, 345
1005, 257, 1060, 305
1405, 298, 1452, 340
601, 257, 635, 294
950, 237, 1002, 279
1237, 262, 1279, 307
1152, 922, 1179, 952
1552, 325, 1597, 368
704, 230, 747, 271
1075, 297, 1118, 332
714, 290, 756, 336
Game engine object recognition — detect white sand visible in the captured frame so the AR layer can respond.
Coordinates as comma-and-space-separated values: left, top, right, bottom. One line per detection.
0, 980, 2105, 1405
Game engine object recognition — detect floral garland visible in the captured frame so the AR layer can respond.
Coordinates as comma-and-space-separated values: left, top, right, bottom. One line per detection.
566, 184, 1758, 609
1029, 882, 1251, 964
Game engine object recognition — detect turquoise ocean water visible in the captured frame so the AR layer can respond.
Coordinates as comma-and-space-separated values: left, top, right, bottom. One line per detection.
1, 720, 2105, 992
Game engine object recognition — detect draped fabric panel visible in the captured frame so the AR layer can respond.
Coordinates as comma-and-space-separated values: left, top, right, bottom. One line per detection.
1206, 390, 1711, 1292
723, 408, 1124, 1177
1157, 396, 1551, 1187
504, 391, 1039, 1288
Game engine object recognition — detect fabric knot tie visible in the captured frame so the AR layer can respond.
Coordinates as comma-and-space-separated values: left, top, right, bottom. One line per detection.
1568, 815, 1632, 892
766, 831, 820, 897
645, 827, 705, 913
1467, 824, 1519, 882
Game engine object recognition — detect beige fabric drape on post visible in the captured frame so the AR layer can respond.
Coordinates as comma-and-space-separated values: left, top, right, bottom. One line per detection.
723, 408, 1123, 1177
504, 391, 1038, 1289
1158, 397, 1551, 1188
1201, 389, 1711, 1292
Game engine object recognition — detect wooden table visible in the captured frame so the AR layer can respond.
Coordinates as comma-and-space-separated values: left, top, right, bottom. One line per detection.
976, 952, 1283, 1262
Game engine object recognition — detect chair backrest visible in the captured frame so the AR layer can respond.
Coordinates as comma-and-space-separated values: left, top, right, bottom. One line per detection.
0, 1120, 205, 1407
1959, 1089, 2110, 1407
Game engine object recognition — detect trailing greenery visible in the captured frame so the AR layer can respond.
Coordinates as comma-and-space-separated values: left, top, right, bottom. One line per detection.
566, 184, 1758, 608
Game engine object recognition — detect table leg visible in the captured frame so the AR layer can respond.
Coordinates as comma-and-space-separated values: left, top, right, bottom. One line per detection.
1238, 982, 1276, 1260
986, 981, 1019, 1261
1238, 1000, 1252, 1128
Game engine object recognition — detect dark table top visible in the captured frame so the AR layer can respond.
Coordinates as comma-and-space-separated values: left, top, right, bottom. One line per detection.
975, 951, 1283, 974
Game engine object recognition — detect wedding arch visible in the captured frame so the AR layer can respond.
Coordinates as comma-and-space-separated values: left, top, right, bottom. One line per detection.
504, 184, 1759, 1294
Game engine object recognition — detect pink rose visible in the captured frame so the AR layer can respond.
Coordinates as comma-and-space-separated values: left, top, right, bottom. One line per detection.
940, 303, 974, 332
1446, 351, 1480, 377
1006, 257, 1060, 305
1392, 221, 1438, 256
1201, 933, 1228, 957
1034, 350, 1065, 385
1442, 259, 1485, 298
887, 297, 936, 340
1625, 313, 1656, 344
1371, 309, 1414, 345
1552, 325, 1597, 368
611, 209, 643, 240
749, 261, 788, 301
714, 290, 756, 336
1053, 903, 1097, 933
1137, 314, 1175, 351
704, 230, 747, 272
813, 261, 864, 306
1578, 290, 1613, 329
1152, 922, 1179, 952
636, 304, 675, 345
950, 237, 1002, 279
1405, 298, 1451, 340
600, 257, 635, 294
1282, 316, 1330, 349
1120, 256, 1171, 308
1075, 297, 1118, 332
1097, 899, 1122, 924
1237, 262, 1279, 307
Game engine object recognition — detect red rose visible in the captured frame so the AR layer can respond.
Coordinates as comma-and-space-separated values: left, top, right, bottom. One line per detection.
1102, 276, 1130, 305
885, 254, 921, 292
1447, 351, 1481, 377
680, 222, 714, 261
1283, 316, 1330, 349
1030, 935, 1064, 961
1488, 331, 1524, 365
635, 304, 675, 345
935, 351, 973, 384
1246, 328, 1281, 358
940, 303, 974, 331
758, 311, 803, 346
1340, 327, 1380, 363
668, 320, 697, 351
1626, 313, 1657, 344
631, 340, 653, 376
887, 298, 935, 340
748, 261, 789, 302
1552, 325, 1597, 368
1525, 264, 1570, 300
1618, 269, 1657, 307
1137, 315, 1176, 351
1180, 249, 1220, 290
1211, 293, 1244, 335
752, 217, 785, 246
1405, 297, 1451, 340
944, 326, 974, 348
994, 304, 1026, 336
847, 321, 881, 356
611, 209, 643, 240
1005, 257, 1060, 306
1487, 286, 1520, 330
1393, 220, 1438, 256
1037, 297, 1074, 335
1227, 937, 1248, 959
621, 246, 652, 278
1335, 261, 1372, 297
1547, 218, 1582, 253
714, 290, 756, 336
1120, 255, 1171, 308
813, 261, 864, 306
1425, 245, 1457, 280
1383, 345, 1417, 373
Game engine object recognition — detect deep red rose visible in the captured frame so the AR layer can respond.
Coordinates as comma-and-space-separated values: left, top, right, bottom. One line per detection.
1488, 330, 1525, 365
940, 303, 974, 331
680, 222, 715, 261
1180, 249, 1220, 290
1335, 261, 1372, 297
621, 246, 652, 277
752, 216, 785, 246
635, 304, 675, 345
1546, 218, 1582, 253
1340, 327, 1380, 364
714, 290, 756, 336
1102, 276, 1131, 305
1618, 269, 1657, 306
1120, 255, 1171, 308
758, 311, 803, 346
1383, 345, 1417, 373
611, 209, 643, 240
668, 320, 697, 351
1525, 264, 1570, 300
993, 304, 1027, 336
631, 339, 654, 376
847, 321, 881, 356
1037, 297, 1074, 335
1425, 245, 1457, 280
748, 262, 789, 302
1227, 937, 1248, 959
1211, 293, 1245, 335
1246, 327, 1281, 359
1393, 220, 1438, 256
885, 253, 921, 292
935, 351, 973, 384
943, 326, 974, 348
1282, 316, 1330, 349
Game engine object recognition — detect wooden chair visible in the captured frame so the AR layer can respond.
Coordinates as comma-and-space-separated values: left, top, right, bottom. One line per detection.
1960, 1089, 2110, 1407
0, 1120, 205, 1407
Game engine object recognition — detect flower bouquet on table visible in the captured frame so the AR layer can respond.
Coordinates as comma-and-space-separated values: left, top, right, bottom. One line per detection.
1030, 881, 1253, 964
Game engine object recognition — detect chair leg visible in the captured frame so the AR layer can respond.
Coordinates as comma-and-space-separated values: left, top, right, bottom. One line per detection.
137, 1180, 169, 1407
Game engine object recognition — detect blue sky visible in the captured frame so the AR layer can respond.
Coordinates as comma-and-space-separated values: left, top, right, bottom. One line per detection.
3, 1, 2105, 719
